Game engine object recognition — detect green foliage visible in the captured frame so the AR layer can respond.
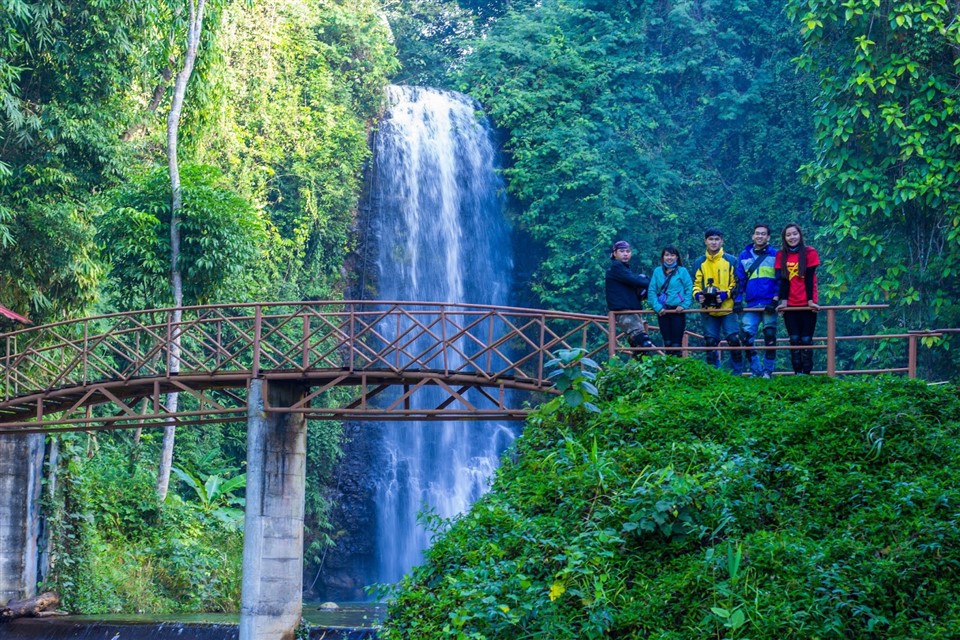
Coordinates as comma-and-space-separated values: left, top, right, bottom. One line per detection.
786, 0, 960, 372
0, 0, 156, 178
380, 358, 960, 638
98, 164, 273, 309
383, 0, 541, 87
171, 466, 246, 528
457, 0, 817, 311
201, 0, 397, 300
543, 347, 601, 414
0, 201, 103, 322
304, 413, 346, 570
2, 0, 398, 319
0, 0, 172, 322
383, 0, 477, 86
45, 432, 244, 613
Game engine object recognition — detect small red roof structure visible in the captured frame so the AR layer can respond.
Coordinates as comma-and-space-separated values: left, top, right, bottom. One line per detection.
0, 305, 31, 325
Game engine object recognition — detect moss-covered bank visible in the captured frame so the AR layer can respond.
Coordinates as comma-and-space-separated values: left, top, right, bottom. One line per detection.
380, 358, 960, 639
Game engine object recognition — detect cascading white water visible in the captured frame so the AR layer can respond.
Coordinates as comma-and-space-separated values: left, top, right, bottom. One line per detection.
370, 85, 517, 583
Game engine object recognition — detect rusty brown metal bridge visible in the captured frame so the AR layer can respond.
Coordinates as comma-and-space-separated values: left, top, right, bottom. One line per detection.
0, 301, 615, 433
0, 301, 945, 434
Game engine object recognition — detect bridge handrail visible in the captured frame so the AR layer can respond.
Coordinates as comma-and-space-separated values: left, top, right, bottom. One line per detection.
0, 300, 608, 340
1, 301, 611, 405
610, 304, 950, 378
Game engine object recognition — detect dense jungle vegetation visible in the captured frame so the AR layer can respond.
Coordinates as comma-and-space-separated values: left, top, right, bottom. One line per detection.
1, 0, 958, 615
381, 358, 960, 640
380, 358, 960, 639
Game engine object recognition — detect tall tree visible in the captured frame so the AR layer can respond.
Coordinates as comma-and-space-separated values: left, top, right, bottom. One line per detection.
158, 0, 209, 502
0, 0, 162, 322
787, 0, 960, 373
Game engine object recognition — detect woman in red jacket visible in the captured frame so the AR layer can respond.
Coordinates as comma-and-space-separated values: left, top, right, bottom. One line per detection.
775, 223, 820, 375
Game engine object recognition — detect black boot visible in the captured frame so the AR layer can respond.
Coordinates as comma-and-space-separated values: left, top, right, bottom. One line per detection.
704, 337, 720, 369
800, 337, 814, 374
628, 331, 653, 360
788, 337, 803, 374
725, 332, 744, 375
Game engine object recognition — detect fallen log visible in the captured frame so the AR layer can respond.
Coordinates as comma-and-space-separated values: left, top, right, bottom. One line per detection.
0, 592, 60, 622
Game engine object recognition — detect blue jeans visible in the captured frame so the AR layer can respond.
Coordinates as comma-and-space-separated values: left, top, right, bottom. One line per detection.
701, 313, 742, 372
741, 310, 777, 375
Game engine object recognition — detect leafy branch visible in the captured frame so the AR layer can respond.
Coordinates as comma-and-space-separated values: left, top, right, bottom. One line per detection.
543, 348, 601, 414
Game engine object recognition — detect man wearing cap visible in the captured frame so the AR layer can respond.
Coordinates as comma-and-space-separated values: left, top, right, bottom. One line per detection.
605, 240, 656, 357
691, 229, 743, 374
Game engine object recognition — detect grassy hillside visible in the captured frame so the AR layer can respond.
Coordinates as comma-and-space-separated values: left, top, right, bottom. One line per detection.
379, 358, 960, 639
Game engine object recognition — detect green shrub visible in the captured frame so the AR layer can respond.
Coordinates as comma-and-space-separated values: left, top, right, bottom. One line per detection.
380, 358, 960, 639
44, 434, 244, 613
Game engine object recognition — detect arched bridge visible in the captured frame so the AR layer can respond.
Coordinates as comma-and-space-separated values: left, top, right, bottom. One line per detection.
0, 301, 613, 433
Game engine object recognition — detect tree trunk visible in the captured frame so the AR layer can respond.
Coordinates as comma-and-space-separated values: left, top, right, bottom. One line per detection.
0, 592, 60, 621
129, 398, 147, 470
157, 0, 207, 503
121, 65, 173, 141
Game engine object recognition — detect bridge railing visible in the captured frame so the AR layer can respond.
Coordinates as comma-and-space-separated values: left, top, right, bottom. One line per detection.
611, 305, 944, 378
1, 301, 611, 403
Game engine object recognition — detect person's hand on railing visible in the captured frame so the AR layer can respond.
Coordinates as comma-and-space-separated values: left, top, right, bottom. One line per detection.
776, 300, 788, 313
808, 300, 820, 312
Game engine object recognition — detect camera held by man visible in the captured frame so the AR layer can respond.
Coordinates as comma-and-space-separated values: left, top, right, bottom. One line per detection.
700, 278, 722, 309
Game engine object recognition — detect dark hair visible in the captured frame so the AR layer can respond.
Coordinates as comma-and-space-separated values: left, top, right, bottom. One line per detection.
661, 246, 682, 266
610, 239, 630, 258
780, 223, 807, 278
703, 228, 723, 239
753, 223, 772, 235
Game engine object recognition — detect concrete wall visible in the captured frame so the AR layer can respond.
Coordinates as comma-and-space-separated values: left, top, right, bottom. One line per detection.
240, 380, 308, 640
0, 434, 44, 604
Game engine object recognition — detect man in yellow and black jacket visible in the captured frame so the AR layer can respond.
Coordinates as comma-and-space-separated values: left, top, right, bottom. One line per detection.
690, 228, 742, 374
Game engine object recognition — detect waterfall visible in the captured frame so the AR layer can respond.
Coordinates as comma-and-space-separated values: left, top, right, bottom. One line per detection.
370, 85, 517, 584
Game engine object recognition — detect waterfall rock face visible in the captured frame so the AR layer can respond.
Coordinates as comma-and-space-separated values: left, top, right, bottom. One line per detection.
371, 85, 517, 585
318, 86, 517, 599
372, 85, 513, 308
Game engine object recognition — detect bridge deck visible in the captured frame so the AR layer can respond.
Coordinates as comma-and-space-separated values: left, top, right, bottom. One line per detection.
0, 302, 610, 432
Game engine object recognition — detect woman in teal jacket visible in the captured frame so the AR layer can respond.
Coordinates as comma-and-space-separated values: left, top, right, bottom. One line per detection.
648, 246, 693, 353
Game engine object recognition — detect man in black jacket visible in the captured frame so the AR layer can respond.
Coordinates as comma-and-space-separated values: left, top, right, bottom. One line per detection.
605, 240, 655, 355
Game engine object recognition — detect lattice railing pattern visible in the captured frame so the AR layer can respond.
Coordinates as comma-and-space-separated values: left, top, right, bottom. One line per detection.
0, 302, 612, 430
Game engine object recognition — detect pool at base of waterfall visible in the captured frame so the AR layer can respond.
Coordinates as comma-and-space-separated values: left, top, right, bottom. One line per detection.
0, 603, 385, 639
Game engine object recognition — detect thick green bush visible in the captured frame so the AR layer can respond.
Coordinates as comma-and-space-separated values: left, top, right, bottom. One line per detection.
380, 358, 960, 639
45, 434, 244, 613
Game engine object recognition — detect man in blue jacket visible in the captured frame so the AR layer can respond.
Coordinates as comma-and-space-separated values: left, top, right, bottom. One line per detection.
734, 223, 781, 378
605, 240, 655, 356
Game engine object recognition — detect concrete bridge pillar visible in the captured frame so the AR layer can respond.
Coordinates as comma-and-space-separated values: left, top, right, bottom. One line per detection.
240, 379, 308, 640
0, 434, 44, 603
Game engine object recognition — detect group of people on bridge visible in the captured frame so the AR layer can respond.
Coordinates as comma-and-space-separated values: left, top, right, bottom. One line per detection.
606, 223, 821, 377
